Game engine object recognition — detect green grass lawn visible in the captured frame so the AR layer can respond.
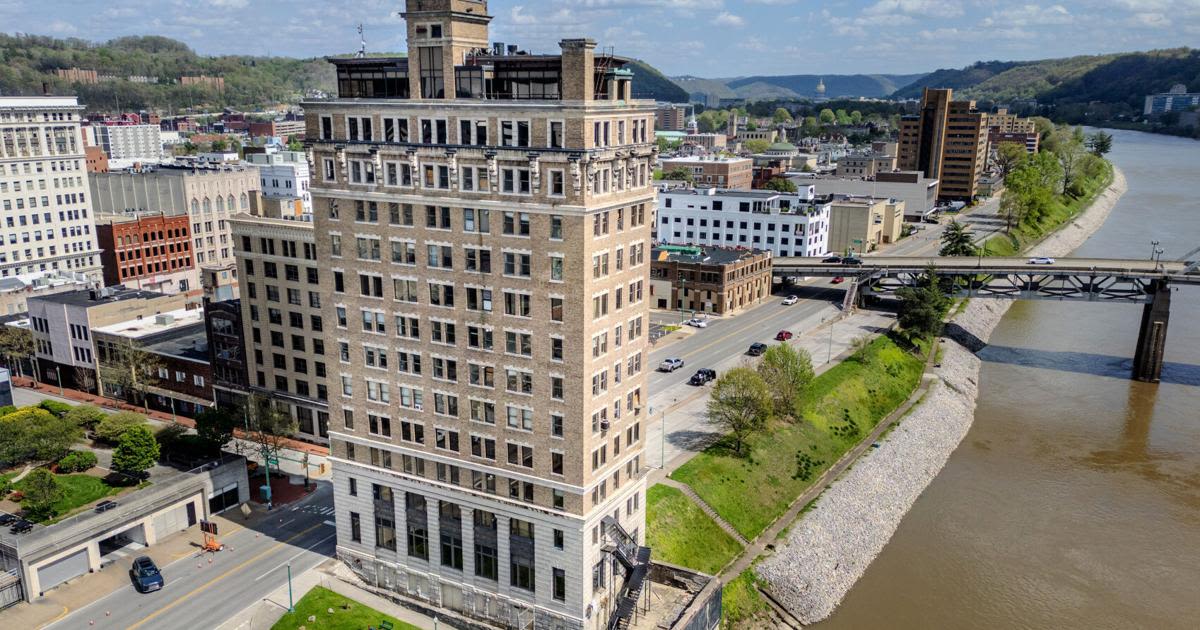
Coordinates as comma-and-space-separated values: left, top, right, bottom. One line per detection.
670, 334, 926, 539
722, 568, 772, 628
271, 586, 421, 630
645, 484, 742, 575
14, 473, 123, 523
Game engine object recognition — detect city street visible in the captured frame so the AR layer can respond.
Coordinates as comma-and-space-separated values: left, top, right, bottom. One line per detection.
44, 484, 337, 630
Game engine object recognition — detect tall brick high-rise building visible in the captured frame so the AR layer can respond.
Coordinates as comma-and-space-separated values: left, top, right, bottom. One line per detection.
897, 88, 989, 201
301, 2, 657, 628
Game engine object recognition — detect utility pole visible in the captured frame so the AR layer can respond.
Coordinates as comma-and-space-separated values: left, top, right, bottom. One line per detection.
286, 562, 294, 612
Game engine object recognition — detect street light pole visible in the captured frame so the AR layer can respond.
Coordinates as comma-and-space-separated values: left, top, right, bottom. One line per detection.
1150, 240, 1160, 261
286, 562, 294, 612
827, 319, 834, 363
55, 365, 63, 396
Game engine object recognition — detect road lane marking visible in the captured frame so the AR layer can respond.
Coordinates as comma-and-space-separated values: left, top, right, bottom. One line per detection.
252, 532, 337, 581
126, 522, 325, 630
323, 520, 336, 526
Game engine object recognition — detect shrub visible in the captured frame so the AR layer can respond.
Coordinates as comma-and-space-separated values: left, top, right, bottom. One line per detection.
0, 408, 82, 464
94, 411, 147, 444
0, 405, 16, 418
38, 400, 73, 417
57, 450, 98, 473
64, 404, 107, 429
19, 468, 62, 520
154, 423, 188, 452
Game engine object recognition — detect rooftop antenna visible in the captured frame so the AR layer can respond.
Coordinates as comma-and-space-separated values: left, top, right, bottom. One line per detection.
355, 24, 366, 58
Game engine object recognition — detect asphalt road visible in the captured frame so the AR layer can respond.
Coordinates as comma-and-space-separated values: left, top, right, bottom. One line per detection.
46, 484, 338, 630
646, 283, 844, 408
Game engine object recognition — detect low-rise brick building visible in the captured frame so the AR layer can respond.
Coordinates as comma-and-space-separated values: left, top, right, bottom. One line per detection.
95, 213, 195, 294
649, 245, 772, 315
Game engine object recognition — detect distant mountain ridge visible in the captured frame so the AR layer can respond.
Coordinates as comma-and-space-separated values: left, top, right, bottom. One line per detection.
891, 48, 1200, 113
672, 73, 928, 101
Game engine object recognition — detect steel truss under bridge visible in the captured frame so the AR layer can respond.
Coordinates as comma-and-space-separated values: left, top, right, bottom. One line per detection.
862, 270, 1159, 303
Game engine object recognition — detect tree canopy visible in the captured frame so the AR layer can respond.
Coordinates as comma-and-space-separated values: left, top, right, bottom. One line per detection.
707, 367, 773, 455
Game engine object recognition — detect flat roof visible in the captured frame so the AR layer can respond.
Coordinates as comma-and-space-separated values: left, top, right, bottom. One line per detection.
141, 322, 209, 362
0, 96, 81, 109
31, 287, 164, 308
661, 155, 751, 164
92, 305, 204, 340
652, 245, 769, 266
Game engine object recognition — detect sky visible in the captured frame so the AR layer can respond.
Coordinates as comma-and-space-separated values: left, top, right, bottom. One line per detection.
2, 0, 1198, 77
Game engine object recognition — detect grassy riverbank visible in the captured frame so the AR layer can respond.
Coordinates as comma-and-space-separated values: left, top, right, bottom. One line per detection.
982, 159, 1114, 256
668, 334, 927, 540
644, 484, 743, 575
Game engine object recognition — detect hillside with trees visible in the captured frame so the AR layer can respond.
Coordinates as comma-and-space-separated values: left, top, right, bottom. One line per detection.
0, 33, 688, 111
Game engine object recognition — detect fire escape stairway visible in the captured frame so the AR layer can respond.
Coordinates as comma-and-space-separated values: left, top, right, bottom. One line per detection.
603, 517, 652, 630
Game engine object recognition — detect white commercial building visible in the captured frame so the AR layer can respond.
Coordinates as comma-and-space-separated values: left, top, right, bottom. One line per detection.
656, 186, 831, 257
0, 96, 103, 282
245, 149, 311, 214
92, 123, 163, 163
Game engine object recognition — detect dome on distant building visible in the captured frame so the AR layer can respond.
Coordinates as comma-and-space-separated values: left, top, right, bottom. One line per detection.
815, 78, 826, 96
768, 141, 796, 152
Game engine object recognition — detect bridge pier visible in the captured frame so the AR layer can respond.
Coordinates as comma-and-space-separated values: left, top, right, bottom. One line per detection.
1132, 280, 1171, 383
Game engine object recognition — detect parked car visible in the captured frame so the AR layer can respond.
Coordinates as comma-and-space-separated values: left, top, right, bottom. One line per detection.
821, 254, 843, 263
685, 318, 708, 328
0, 513, 16, 526
131, 556, 164, 593
782, 295, 799, 305
658, 358, 685, 372
1028, 257, 1056, 265
9, 519, 33, 534
688, 369, 717, 386
831, 276, 845, 284
843, 256, 863, 266
775, 330, 794, 341
747, 342, 768, 356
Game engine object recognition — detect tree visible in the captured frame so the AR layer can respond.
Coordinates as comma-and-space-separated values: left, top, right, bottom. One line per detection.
0, 407, 81, 464
743, 139, 770, 154
1087, 131, 1113, 157
195, 406, 239, 454
763, 177, 798, 193
21, 468, 63, 520
801, 116, 821, 137
94, 411, 147, 443
661, 166, 694, 183
64, 404, 106, 430
211, 138, 228, 152
772, 107, 793, 124
896, 267, 951, 339
818, 108, 836, 125
99, 341, 162, 411
939, 221, 977, 256
112, 424, 159, 478
73, 366, 97, 394
756, 344, 814, 419
285, 135, 303, 152
656, 136, 681, 153
850, 110, 863, 125
242, 394, 298, 469
835, 109, 852, 125
0, 324, 36, 382
994, 142, 1027, 179
706, 367, 772, 455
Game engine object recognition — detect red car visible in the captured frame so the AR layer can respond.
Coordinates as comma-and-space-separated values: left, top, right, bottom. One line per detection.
831, 276, 845, 284
775, 330, 793, 341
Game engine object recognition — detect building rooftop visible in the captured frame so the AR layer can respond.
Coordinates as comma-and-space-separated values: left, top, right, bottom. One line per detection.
652, 244, 770, 266
91, 305, 204, 341
661, 155, 751, 164
141, 322, 209, 362
30, 287, 164, 308
0, 96, 82, 109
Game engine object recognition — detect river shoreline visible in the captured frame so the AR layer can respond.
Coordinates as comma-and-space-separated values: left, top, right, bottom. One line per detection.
755, 166, 1129, 626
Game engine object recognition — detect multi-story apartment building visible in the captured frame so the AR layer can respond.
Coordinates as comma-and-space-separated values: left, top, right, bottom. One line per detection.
246, 150, 312, 214
92, 123, 163, 164
304, 3, 656, 628
656, 186, 830, 257
95, 212, 195, 293
655, 104, 688, 131
89, 162, 261, 299
0, 97, 103, 284
897, 88, 989, 201
659, 155, 751, 189
987, 108, 1035, 134
230, 211, 331, 444
248, 119, 308, 139
835, 152, 897, 178
827, 195, 905, 254
1144, 83, 1200, 115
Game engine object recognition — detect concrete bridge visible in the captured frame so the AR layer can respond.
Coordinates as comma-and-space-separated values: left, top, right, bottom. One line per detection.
773, 256, 1200, 383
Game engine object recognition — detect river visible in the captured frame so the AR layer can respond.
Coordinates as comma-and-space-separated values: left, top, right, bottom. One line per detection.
817, 129, 1200, 629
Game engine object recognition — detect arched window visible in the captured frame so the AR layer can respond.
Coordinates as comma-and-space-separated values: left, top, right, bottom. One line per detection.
216, 196, 225, 213
228, 194, 236, 212
191, 199, 199, 214
203, 197, 212, 213
240, 193, 249, 210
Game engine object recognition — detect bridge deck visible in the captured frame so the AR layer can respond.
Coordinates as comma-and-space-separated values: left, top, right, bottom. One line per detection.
773, 256, 1200, 284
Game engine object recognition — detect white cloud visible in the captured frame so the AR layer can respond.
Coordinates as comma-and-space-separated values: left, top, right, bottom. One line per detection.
209, 0, 249, 7
1128, 12, 1170, 28
864, 0, 963, 18
711, 11, 745, 26
983, 4, 1072, 27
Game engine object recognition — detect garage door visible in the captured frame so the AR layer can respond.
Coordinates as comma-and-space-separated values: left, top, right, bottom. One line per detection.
209, 483, 240, 514
152, 502, 191, 536
37, 549, 88, 594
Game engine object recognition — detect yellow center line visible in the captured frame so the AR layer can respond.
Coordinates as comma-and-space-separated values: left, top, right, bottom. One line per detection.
668, 287, 837, 362
128, 522, 325, 629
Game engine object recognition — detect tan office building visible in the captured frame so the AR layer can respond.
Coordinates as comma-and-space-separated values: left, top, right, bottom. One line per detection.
304, 2, 656, 629
660, 155, 753, 189
897, 88, 989, 201
827, 195, 904, 254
